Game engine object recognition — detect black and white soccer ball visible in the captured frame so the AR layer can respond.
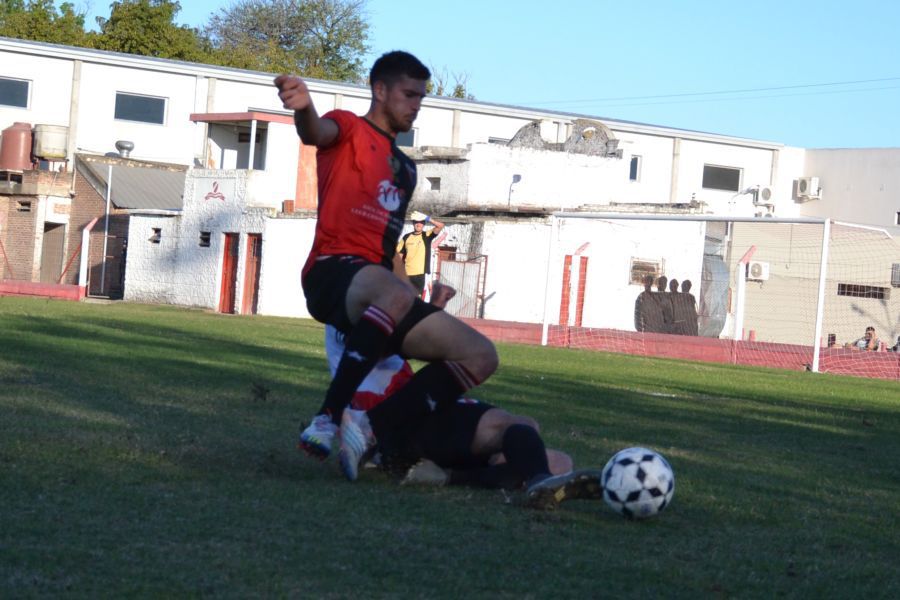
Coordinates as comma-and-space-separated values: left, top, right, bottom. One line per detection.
601, 447, 675, 519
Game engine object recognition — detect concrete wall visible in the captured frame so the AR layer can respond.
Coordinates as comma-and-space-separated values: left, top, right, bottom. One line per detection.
801, 148, 900, 229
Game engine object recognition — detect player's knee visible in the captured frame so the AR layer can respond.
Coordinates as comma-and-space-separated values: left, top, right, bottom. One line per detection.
502, 422, 541, 450
464, 336, 498, 381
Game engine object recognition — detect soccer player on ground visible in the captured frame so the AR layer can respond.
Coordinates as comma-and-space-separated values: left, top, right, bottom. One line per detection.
274, 51, 498, 481
320, 283, 602, 510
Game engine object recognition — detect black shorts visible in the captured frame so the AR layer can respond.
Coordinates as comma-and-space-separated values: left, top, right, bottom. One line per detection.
302, 255, 378, 333
404, 399, 495, 469
407, 274, 426, 295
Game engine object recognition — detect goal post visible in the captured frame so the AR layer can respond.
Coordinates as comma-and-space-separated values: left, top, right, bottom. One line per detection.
540, 212, 900, 380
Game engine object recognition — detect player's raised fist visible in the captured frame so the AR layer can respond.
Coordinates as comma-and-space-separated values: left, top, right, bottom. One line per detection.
274, 75, 312, 111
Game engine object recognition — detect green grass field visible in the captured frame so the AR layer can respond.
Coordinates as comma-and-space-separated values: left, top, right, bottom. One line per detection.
2, 297, 898, 598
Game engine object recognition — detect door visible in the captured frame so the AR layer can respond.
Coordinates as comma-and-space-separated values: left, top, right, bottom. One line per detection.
241, 234, 262, 315
219, 233, 239, 313
40, 223, 65, 283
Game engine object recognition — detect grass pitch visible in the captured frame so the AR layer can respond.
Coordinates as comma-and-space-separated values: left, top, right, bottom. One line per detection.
1, 297, 898, 598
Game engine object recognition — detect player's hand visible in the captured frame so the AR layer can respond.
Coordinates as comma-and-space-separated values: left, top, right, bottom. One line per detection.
274, 75, 312, 111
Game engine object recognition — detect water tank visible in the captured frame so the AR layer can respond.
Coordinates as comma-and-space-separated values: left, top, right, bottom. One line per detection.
33, 124, 69, 159
0, 122, 33, 171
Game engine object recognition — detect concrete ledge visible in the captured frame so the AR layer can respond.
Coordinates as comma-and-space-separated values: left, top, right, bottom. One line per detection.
0, 280, 86, 301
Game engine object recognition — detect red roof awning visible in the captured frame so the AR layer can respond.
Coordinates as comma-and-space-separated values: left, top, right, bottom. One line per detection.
190, 111, 294, 125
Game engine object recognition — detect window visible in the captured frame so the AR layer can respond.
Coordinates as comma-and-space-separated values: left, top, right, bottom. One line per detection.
629, 258, 662, 285
149, 228, 162, 244
17, 200, 32, 212
238, 131, 264, 144
199, 231, 211, 247
115, 92, 166, 124
427, 177, 441, 191
0, 77, 29, 108
488, 137, 510, 145
702, 164, 741, 192
837, 283, 888, 300
895, 211, 900, 226
629, 155, 642, 182
395, 129, 416, 147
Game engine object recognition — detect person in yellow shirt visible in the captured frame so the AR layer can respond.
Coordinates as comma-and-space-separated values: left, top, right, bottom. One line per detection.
397, 211, 444, 295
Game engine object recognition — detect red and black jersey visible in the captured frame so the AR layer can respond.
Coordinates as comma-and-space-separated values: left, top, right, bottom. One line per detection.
303, 110, 417, 276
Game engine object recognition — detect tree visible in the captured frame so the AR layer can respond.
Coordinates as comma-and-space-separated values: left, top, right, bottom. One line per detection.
427, 65, 474, 100
90, 0, 210, 62
203, 0, 370, 82
0, 0, 88, 45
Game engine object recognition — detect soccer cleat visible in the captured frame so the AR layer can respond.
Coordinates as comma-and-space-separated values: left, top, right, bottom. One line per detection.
338, 408, 376, 481
524, 469, 604, 510
298, 414, 339, 460
401, 459, 449, 486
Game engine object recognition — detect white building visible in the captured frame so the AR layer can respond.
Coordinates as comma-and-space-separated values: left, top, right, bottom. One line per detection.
2, 37, 898, 351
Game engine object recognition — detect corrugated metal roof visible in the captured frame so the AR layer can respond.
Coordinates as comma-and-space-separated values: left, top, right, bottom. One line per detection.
83, 161, 185, 210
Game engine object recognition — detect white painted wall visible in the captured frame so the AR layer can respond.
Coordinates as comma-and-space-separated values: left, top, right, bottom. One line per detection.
675, 139, 779, 216
74, 62, 203, 163
124, 214, 181, 304
801, 148, 900, 228
473, 218, 704, 327
257, 217, 315, 318
0, 51, 73, 128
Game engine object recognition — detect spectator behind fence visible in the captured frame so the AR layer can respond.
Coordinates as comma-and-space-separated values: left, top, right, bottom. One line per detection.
846, 326, 880, 351
670, 279, 699, 336
634, 275, 663, 332
889, 335, 900, 352
655, 275, 674, 333
668, 279, 683, 334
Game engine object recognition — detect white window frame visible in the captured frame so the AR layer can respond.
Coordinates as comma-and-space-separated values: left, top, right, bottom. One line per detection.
629, 155, 642, 182
0, 76, 31, 109
114, 91, 167, 125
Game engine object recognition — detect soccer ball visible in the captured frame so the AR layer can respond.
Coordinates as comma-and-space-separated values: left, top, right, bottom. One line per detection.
601, 447, 675, 519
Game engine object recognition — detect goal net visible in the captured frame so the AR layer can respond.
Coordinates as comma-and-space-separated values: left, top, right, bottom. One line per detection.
540, 213, 900, 380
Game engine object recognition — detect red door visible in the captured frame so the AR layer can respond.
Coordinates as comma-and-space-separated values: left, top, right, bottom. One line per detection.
241, 234, 262, 315
219, 233, 239, 313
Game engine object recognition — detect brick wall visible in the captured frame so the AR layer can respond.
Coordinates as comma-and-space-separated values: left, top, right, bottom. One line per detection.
0, 194, 38, 281
69, 167, 130, 297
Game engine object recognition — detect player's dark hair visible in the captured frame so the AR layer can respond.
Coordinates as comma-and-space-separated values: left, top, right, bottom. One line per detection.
370, 51, 430, 89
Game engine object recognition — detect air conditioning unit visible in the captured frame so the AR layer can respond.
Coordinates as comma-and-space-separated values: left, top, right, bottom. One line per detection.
756, 185, 774, 204
796, 176, 821, 200
747, 260, 770, 281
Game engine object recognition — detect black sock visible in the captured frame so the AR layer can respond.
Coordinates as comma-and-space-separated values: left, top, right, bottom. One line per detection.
367, 361, 472, 439
501, 424, 551, 485
319, 306, 394, 423
447, 463, 524, 490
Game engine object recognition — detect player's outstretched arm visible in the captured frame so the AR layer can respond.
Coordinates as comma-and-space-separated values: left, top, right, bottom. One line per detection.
274, 74, 339, 148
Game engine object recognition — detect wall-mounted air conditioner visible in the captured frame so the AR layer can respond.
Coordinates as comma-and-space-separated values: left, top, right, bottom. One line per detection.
756, 185, 774, 204
747, 261, 770, 281
796, 176, 821, 200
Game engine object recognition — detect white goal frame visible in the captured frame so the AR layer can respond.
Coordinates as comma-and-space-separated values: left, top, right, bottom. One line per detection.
539, 212, 894, 375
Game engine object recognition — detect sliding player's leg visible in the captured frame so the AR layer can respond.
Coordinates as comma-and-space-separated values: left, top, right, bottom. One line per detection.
300, 258, 415, 458
343, 308, 498, 478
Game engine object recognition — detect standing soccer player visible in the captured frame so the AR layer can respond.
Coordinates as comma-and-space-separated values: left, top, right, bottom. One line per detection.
275, 51, 498, 480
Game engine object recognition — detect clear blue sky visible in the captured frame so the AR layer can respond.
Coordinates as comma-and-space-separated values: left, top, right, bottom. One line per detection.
75, 0, 900, 149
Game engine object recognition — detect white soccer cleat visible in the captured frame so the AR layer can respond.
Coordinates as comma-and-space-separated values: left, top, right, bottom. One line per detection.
298, 414, 339, 460
338, 408, 375, 481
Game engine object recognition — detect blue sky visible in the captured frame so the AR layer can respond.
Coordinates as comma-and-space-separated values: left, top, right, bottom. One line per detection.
75, 0, 899, 149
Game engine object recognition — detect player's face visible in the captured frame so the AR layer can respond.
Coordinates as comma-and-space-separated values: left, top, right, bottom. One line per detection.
413, 221, 425, 232
378, 76, 427, 135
